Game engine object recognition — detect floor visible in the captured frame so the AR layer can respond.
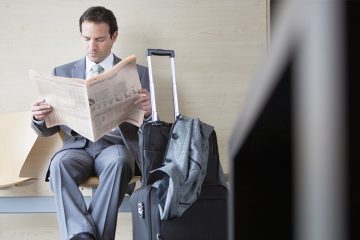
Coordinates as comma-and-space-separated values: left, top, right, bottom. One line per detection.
0, 213, 132, 240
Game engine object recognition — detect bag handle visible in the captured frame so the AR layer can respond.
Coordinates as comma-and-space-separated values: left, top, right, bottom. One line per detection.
147, 49, 175, 58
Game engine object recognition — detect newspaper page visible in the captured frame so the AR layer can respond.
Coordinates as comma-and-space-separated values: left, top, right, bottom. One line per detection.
30, 55, 144, 142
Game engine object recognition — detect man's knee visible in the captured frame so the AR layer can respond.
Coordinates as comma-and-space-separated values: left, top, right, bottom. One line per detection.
111, 145, 133, 169
97, 145, 134, 173
49, 149, 92, 182
50, 150, 72, 173
116, 145, 134, 165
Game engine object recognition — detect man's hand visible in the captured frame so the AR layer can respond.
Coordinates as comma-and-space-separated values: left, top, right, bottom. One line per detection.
134, 89, 152, 118
31, 98, 53, 121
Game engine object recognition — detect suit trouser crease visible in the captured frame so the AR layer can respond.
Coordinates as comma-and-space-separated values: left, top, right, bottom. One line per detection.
50, 145, 134, 240
50, 149, 96, 239
89, 145, 134, 240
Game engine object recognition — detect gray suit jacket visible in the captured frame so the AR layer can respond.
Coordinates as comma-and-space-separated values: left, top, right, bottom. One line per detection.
31, 55, 149, 181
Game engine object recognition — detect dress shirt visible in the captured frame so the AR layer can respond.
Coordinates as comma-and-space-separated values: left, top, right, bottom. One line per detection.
86, 53, 114, 79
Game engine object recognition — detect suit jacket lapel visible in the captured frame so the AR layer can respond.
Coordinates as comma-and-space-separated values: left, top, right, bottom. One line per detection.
113, 55, 121, 65
71, 58, 86, 79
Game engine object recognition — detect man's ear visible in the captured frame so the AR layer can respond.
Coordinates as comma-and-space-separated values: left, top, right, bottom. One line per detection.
111, 31, 118, 41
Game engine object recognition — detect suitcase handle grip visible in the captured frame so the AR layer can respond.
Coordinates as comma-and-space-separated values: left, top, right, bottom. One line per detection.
147, 49, 175, 58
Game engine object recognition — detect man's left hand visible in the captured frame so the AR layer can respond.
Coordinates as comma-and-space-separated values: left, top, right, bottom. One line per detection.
134, 89, 152, 118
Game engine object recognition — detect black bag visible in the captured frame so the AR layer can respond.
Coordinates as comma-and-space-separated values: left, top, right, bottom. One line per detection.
139, 122, 222, 185
138, 49, 179, 186
131, 49, 228, 240
131, 184, 227, 240
138, 119, 173, 186
138, 49, 223, 186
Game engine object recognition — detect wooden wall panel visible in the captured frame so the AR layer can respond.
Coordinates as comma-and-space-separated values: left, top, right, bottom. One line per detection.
0, 0, 267, 196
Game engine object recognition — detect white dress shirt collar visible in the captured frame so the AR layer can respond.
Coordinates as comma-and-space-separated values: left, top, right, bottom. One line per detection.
85, 53, 114, 79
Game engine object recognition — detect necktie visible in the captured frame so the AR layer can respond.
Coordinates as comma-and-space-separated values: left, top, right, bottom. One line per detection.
91, 64, 104, 76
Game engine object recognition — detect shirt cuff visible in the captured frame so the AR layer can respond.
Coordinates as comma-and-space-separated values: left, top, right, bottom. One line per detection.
144, 114, 152, 122
32, 117, 45, 126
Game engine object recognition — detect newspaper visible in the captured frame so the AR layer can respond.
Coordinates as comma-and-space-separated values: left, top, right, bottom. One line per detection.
30, 55, 144, 142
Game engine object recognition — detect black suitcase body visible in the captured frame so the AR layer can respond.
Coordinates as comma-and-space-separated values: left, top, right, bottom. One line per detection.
131, 184, 228, 240
138, 120, 173, 186
140, 121, 222, 186
131, 49, 228, 240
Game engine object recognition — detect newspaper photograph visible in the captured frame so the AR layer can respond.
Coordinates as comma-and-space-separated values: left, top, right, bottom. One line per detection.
30, 55, 144, 142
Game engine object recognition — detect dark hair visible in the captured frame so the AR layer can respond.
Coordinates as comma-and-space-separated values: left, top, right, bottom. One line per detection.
79, 6, 118, 37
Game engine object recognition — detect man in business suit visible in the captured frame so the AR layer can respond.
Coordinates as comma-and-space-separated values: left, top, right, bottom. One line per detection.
30, 6, 151, 240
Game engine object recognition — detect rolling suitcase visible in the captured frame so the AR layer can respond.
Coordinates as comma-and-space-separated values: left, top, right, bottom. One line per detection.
138, 49, 223, 186
130, 49, 228, 240
138, 49, 179, 186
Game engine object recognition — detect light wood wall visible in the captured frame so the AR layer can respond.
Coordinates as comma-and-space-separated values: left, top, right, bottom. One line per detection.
0, 0, 267, 196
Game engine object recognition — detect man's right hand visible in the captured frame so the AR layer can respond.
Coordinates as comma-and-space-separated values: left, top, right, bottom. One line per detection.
31, 98, 53, 121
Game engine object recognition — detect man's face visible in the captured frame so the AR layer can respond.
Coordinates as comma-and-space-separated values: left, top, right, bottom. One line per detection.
81, 21, 117, 63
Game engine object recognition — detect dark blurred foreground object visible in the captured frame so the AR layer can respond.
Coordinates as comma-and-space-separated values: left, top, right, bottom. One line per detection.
229, 1, 358, 240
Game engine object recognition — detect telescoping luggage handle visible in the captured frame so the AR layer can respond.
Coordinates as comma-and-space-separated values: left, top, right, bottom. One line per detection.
146, 49, 179, 122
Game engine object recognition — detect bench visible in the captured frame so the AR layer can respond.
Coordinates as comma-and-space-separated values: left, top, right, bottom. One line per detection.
80, 175, 141, 195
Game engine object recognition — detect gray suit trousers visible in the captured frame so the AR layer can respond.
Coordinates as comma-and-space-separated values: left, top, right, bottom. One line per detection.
50, 144, 134, 240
